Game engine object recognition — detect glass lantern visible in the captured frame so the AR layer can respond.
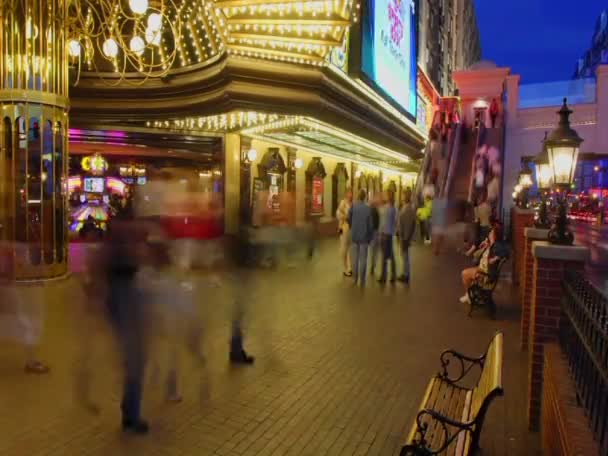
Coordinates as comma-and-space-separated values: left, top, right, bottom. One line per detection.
545, 99, 583, 189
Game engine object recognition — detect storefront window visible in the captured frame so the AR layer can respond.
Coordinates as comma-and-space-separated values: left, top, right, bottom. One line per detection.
28, 117, 42, 265
55, 122, 64, 263
15, 117, 27, 243
42, 121, 54, 264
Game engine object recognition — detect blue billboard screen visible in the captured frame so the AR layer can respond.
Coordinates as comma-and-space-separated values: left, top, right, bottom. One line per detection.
361, 0, 417, 118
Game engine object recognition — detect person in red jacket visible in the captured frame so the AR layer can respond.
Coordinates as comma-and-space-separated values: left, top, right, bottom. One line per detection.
490, 98, 499, 128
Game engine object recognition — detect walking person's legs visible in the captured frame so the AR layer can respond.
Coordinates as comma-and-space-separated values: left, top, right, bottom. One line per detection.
229, 270, 255, 364
379, 235, 388, 283
358, 243, 369, 285
340, 230, 352, 276
351, 242, 360, 283
399, 243, 410, 284
369, 232, 378, 276
121, 339, 148, 433
388, 237, 396, 281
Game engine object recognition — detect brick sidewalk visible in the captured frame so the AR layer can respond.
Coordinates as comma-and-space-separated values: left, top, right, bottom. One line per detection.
0, 242, 539, 455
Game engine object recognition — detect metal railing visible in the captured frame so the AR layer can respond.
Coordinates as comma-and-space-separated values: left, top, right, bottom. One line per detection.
560, 270, 608, 456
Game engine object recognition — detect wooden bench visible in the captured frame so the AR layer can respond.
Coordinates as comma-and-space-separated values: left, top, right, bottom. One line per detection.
467, 257, 507, 319
401, 332, 504, 456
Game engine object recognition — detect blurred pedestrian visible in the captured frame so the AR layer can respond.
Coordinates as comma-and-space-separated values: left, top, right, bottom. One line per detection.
475, 192, 492, 246
397, 188, 416, 284
102, 210, 150, 434
378, 191, 397, 284
368, 193, 381, 277
417, 194, 433, 244
0, 278, 50, 374
490, 98, 499, 128
347, 189, 374, 286
336, 190, 353, 277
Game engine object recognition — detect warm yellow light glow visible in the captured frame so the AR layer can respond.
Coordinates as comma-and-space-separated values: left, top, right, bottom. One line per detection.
102, 38, 119, 58
147, 13, 162, 31
548, 145, 579, 186
247, 148, 258, 162
130, 36, 146, 56
519, 173, 533, 188
145, 28, 162, 46
68, 39, 81, 57
129, 0, 149, 15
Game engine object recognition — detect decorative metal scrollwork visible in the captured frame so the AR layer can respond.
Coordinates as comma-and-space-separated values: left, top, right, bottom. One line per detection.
439, 349, 485, 384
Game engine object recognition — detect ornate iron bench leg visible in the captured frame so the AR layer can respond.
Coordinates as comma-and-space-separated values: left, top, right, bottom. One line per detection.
400, 445, 432, 456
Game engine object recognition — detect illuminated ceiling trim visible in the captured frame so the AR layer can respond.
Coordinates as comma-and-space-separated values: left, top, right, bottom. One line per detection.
144, 110, 416, 172
241, 117, 411, 164
245, 132, 411, 176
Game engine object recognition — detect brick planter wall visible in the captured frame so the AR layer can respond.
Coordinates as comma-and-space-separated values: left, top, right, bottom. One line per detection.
542, 344, 600, 455
521, 228, 548, 350
527, 242, 588, 431
511, 208, 535, 287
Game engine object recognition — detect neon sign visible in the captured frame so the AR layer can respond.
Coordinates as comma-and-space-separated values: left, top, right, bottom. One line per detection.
81, 153, 108, 175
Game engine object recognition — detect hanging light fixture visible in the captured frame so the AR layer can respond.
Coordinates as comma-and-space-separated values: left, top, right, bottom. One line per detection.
545, 98, 583, 245
102, 38, 119, 58
129, 0, 149, 15
129, 36, 146, 56
147, 13, 163, 31
533, 132, 552, 228
68, 39, 81, 57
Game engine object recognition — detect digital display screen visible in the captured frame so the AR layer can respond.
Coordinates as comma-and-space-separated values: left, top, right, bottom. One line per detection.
137, 177, 147, 185
83, 177, 105, 193
360, 0, 417, 118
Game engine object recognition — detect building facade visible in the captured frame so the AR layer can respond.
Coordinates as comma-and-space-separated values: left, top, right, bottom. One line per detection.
418, 0, 481, 96
0, 0, 424, 279
574, 10, 608, 79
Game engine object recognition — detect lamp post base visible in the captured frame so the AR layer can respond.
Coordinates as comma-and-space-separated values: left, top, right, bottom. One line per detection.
548, 190, 573, 246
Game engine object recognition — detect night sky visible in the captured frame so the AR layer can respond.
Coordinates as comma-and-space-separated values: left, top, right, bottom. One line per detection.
474, 1, 604, 83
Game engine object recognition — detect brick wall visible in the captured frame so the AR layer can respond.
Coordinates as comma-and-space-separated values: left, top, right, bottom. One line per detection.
520, 235, 534, 349
527, 256, 585, 430
542, 344, 600, 456
511, 208, 535, 287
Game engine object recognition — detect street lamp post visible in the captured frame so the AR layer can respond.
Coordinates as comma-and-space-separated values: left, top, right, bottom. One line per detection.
517, 158, 534, 208
545, 99, 583, 245
533, 132, 552, 228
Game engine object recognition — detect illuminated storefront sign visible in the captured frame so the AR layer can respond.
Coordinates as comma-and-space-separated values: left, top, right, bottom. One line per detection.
81, 153, 108, 175
358, 0, 417, 118
311, 177, 324, 215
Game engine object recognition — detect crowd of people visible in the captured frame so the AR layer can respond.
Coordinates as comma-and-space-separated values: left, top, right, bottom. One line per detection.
0, 159, 511, 437
337, 187, 417, 286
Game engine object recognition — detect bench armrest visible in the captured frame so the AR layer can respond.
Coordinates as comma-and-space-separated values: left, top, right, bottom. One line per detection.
439, 349, 485, 385
404, 408, 474, 455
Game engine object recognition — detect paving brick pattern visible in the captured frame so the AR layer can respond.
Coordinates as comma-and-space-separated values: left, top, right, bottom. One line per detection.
0, 242, 539, 455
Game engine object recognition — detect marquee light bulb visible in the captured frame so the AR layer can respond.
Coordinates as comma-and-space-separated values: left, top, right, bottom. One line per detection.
129, 0, 148, 15
68, 39, 81, 57
102, 38, 119, 58
246, 149, 258, 162
130, 36, 146, 56
147, 13, 162, 31
145, 28, 161, 46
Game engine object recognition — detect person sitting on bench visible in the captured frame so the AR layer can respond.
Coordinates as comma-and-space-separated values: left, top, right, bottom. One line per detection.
459, 223, 506, 304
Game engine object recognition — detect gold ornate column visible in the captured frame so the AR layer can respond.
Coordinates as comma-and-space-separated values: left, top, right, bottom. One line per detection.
0, 0, 70, 279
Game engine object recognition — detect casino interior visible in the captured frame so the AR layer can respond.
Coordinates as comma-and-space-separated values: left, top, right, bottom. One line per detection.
0, 0, 431, 279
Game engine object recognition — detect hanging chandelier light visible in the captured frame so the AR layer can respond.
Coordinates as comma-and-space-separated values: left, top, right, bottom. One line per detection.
65, 0, 358, 86
66, 0, 181, 86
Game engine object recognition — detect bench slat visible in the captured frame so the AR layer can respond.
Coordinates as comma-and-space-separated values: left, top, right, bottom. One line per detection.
403, 332, 504, 456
